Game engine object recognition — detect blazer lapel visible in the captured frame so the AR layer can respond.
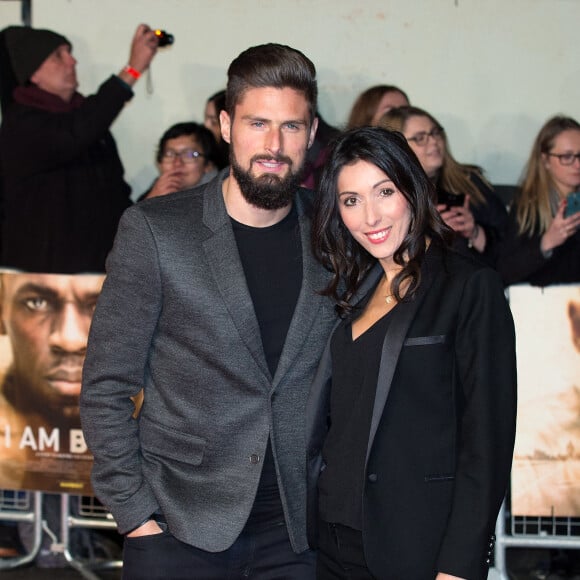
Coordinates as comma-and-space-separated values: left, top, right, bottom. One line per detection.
364, 247, 439, 465
272, 192, 333, 388
201, 175, 271, 381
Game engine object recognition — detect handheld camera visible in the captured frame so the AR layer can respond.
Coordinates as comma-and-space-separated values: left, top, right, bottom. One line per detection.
154, 29, 174, 47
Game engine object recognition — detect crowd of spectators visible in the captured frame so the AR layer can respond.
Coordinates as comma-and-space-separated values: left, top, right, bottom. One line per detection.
0, 25, 578, 286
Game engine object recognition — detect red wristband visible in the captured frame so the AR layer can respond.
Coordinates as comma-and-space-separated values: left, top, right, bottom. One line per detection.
123, 65, 141, 80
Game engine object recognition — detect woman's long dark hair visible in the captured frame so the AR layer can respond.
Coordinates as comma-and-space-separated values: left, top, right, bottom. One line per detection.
312, 126, 452, 316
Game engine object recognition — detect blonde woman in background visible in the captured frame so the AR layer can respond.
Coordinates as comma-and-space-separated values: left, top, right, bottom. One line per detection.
380, 105, 508, 265
497, 115, 580, 286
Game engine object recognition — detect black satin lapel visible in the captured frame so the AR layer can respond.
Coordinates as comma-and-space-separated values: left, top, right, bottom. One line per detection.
365, 249, 439, 465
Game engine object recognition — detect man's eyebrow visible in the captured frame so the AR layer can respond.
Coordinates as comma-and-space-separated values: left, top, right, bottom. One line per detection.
12, 283, 59, 300
75, 292, 101, 302
283, 119, 308, 127
241, 115, 269, 122
240, 115, 307, 126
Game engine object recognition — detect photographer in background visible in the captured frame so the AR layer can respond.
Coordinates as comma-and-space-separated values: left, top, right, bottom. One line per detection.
0, 24, 160, 275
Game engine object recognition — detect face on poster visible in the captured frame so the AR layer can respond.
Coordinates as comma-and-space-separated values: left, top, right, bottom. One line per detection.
510, 285, 580, 517
0, 271, 105, 494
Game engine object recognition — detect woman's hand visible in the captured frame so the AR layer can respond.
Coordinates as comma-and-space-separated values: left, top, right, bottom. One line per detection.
437, 195, 486, 252
145, 169, 185, 199
436, 574, 467, 580
541, 199, 580, 254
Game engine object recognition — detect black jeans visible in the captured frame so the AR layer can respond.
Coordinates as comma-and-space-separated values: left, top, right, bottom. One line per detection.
317, 520, 376, 580
122, 521, 316, 580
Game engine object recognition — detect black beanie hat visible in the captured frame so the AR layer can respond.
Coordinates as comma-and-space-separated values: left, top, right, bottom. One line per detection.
2, 26, 71, 85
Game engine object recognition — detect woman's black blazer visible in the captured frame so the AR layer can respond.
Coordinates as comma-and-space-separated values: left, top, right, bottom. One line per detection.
306, 244, 517, 580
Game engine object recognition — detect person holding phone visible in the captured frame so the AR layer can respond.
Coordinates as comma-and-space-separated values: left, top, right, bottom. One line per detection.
380, 106, 508, 265
497, 115, 580, 286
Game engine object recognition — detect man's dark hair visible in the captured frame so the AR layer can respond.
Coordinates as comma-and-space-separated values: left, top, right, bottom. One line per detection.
156, 122, 217, 166
225, 43, 317, 122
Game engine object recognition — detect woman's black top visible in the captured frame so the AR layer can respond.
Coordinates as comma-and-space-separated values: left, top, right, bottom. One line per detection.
318, 305, 395, 531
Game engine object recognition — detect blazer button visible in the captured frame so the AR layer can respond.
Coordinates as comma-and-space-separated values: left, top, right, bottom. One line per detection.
250, 454, 260, 464
368, 473, 378, 483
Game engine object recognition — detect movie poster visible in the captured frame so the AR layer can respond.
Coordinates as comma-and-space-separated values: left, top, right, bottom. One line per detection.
0, 271, 105, 494
511, 284, 580, 516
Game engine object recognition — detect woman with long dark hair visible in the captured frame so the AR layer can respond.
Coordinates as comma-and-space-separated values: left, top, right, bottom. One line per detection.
307, 127, 517, 580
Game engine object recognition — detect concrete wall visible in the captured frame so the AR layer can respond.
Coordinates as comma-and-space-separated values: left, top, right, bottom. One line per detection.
5, 0, 580, 197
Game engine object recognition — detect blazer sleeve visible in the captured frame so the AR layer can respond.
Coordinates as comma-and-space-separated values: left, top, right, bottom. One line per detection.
80, 205, 162, 534
436, 267, 517, 579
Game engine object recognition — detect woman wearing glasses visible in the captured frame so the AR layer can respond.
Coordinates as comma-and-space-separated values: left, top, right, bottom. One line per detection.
139, 122, 217, 201
380, 106, 508, 265
497, 116, 580, 286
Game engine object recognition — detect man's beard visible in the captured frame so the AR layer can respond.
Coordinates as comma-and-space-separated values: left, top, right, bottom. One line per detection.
230, 152, 304, 210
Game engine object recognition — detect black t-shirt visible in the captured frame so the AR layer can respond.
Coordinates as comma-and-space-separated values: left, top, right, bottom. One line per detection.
318, 305, 395, 530
231, 204, 302, 529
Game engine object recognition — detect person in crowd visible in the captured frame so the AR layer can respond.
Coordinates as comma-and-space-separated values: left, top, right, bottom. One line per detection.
307, 127, 517, 580
346, 84, 409, 129
0, 24, 159, 274
203, 89, 229, 169
380, 105, 508, 264
302, 111, 341, 190
80, 43, 337, 579
497, 116, 580, 286
138, 122, 217, 201
203, 89, 226, 143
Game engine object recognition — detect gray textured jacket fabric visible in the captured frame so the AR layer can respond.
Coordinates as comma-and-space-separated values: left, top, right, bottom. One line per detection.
80, 170, 336, 553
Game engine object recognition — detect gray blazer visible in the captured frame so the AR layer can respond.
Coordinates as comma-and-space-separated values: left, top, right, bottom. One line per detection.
80, 170, 337, 553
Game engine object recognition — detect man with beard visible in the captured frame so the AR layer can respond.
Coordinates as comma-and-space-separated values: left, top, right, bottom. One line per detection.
80, 44, 336, 579
0, 272, 103, 491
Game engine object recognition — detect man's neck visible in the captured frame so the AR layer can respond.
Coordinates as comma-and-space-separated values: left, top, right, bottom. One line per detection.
222, 175, 292, 227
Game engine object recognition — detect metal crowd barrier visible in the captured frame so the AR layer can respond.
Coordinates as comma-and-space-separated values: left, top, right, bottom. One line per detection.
0, 490, 121, 579
0, 489, 43, 570
2, 490, 580, 578
60, 494, 121, 580
494, 499, 580, 578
